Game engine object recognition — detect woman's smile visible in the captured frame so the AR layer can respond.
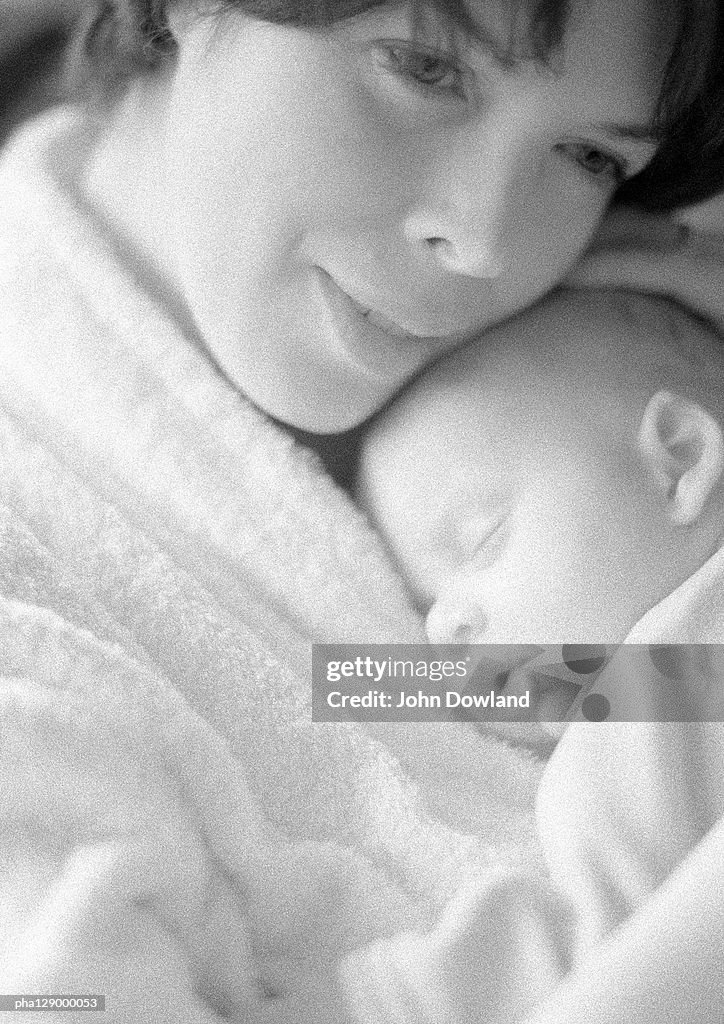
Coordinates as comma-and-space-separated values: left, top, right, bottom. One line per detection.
98, 0, 675, 432
314, 267, 456, 380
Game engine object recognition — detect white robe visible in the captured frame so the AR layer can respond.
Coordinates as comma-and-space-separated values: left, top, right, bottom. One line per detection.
0, 107, 544, 1020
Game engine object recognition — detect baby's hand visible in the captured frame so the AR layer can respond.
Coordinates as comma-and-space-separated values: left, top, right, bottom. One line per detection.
567, 205, 724, 335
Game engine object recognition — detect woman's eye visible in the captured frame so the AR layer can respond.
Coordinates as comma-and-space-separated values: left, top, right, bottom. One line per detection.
379, 43, 466, 98
558, 141, 628, 184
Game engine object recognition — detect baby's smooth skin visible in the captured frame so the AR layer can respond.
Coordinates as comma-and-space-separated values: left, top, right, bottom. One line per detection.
359, 289, 724, 650
255, 292, 724, 1024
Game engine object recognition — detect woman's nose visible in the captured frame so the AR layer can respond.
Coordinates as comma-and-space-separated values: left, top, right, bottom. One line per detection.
403, 129, 534, 279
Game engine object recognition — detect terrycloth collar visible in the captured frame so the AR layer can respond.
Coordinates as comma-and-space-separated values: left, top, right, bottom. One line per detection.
0, 108, 547, 876
0, 106, 426, 651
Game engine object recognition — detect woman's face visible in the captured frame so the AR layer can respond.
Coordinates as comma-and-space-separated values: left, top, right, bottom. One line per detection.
156, 0, 671, 431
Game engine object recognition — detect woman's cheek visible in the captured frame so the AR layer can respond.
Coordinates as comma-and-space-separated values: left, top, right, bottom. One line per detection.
502, 172, 611, 317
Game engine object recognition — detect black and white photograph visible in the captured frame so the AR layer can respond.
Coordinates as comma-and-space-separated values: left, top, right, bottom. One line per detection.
1, 0, 724, 1020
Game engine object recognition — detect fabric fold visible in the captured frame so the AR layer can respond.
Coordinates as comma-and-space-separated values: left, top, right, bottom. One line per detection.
0, 108, 544, 1020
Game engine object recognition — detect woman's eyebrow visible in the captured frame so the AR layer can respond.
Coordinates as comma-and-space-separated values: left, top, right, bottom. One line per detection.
433, 5, 666, 150
434, 1, 524, 69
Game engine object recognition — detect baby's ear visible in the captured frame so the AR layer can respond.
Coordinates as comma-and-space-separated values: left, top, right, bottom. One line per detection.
638, 390, 724, 525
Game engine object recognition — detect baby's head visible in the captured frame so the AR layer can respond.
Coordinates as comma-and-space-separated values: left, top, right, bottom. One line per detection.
359, 289, 724, 646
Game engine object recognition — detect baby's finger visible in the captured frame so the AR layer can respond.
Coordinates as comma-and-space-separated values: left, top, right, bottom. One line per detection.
591, 205, 690, 249
565, 246, 724, 335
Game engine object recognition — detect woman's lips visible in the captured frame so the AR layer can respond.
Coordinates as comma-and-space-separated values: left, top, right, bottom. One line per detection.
353, 298, 442, 341
315, 268, 466, 380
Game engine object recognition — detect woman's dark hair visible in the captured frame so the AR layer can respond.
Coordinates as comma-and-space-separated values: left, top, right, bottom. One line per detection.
70, 0, 724, 212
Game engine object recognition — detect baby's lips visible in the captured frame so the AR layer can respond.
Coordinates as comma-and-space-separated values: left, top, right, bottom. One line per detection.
503, 661, 583, 726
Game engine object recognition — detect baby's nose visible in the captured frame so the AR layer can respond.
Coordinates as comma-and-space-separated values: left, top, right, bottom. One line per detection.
426, 593, 488, 645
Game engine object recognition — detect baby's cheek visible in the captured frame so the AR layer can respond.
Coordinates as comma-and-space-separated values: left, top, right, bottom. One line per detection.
358, 447, 439, 607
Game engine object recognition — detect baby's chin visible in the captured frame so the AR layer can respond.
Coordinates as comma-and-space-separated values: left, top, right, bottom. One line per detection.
472, 722, 563, 760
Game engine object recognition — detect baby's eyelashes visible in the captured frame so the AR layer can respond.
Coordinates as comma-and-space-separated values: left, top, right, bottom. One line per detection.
456, 510, 508, 560
430, 502, 511, 581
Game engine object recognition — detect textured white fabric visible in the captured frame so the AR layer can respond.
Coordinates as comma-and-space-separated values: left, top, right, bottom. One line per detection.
340, 557, 724, 1024
4, 105, 722, 1024
0, 108, 545, 1021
